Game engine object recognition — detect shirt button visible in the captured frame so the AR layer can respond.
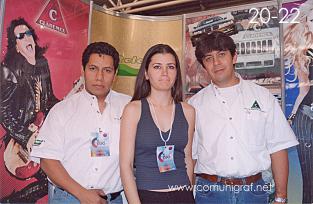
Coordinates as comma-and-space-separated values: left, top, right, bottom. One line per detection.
230, 136, 234, 139
222, 101, 226, 104
95, 168, 98, 171
230, 157, 234, 160
229, 117, 232, 120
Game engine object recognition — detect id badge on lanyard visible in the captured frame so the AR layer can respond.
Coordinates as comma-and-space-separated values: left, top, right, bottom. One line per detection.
156, 145, 176, 173
90, 128, 110, 157
148, 98, 177, 173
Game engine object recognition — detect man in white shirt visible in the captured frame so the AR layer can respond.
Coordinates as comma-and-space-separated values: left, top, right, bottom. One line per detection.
188, 31, 298, 204
31, 42, 131, 204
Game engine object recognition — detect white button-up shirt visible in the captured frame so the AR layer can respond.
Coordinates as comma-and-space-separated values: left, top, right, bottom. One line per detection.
188, 76, 298, 177
31, 89, 131, 193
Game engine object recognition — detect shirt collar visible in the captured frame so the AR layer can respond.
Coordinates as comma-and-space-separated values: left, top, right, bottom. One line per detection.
82, 89, 112, 104
211, 73, 243, 97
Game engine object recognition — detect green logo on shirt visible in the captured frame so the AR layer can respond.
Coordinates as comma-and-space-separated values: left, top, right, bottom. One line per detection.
33, 139, 44, 146
251, 100, 261, 110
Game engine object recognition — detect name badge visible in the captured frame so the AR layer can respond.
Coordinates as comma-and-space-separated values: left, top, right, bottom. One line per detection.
156, 145, 176, 173
90, 129, 110, 157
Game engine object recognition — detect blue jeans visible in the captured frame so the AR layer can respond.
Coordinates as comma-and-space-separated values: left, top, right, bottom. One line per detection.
195, 176, 270, 204
48, 183, 123, 204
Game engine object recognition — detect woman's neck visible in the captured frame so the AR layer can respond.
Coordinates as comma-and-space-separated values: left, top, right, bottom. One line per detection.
147, 91, 173, 107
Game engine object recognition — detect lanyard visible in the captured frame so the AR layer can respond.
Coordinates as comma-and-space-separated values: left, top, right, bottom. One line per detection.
148, 98, 175, 146
95, 92, 113, 134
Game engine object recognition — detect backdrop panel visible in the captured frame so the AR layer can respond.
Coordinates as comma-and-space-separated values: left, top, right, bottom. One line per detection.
91, 7, 183, 96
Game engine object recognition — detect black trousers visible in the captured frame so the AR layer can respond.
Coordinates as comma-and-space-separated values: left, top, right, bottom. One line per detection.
293, 104, 313, 203
138, 189, 195, 204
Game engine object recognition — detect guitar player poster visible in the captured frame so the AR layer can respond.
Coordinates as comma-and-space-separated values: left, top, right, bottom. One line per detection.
0, 0, 89, 202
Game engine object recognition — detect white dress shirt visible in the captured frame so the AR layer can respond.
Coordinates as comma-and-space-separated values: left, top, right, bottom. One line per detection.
188, 76, 298, 177
31, 89, 131, 193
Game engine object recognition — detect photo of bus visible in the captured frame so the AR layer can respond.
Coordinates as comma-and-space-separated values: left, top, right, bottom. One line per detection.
192, 13, 235, 36
232, 27, 280, 79
189, 13, 238, 46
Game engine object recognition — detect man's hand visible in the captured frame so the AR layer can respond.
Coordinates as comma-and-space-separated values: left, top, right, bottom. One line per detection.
27, 130, 39, 153
287, 113, 296, 125
271, 150, 288, 204
78, 189, 107, 204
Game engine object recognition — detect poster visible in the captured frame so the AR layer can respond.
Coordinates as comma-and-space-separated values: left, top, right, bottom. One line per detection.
0, 0, 89, 202
184, 2, 281, 102
283, 0, 313, 203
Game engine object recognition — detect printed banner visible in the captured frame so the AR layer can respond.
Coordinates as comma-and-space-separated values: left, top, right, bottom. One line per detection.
283, 0, 313, 203
0, 0, 89, 202
184, 2, 281, 102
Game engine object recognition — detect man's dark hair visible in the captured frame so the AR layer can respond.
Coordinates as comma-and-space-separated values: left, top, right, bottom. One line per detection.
132, 44, 183, 103
82, 42, 120, 71
3, 17, 46, 66
195, 31, 236, 67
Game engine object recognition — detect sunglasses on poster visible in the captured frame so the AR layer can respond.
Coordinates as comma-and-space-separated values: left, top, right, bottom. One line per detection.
15, 30, 33, 40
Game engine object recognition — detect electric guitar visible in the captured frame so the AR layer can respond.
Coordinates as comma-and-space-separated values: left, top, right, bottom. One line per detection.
3, 111, 44, 179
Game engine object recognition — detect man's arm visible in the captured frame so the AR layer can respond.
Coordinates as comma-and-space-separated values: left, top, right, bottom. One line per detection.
40, 158, 106, 204
182, 102, 195, 185
270, 149, 288, 202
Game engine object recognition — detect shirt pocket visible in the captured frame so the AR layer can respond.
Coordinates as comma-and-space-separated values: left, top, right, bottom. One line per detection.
244, 110, 267, 148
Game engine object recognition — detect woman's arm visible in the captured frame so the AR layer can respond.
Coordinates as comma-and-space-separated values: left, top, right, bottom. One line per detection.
181, 102, 196, 185
119, 101, 141, 204
290, 68, 310, 117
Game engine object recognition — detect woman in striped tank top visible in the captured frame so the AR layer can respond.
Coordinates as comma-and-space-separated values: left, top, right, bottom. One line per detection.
120, 44, 195, 204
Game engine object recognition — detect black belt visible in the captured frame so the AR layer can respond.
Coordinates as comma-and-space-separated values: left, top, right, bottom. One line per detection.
49, 182, 122, 201
101, 190, 122, 201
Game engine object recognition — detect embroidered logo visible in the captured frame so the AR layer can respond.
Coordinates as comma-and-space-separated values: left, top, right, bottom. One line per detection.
251, 100, 261, 110
33, 139, 44, 146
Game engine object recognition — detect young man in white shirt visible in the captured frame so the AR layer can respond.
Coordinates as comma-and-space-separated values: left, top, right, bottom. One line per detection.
31, 42, 131, 204
188, 31, 298, 204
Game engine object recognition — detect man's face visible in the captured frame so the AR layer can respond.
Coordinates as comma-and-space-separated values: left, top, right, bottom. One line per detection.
202, 50, 238, 88
84, 53, 116, 101
14, 25, 36, 65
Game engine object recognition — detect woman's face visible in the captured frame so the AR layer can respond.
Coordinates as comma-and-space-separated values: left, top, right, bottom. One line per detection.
145, 53, 177, 92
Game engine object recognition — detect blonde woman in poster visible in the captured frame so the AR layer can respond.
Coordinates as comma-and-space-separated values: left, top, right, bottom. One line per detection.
284, 0, 313, 203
